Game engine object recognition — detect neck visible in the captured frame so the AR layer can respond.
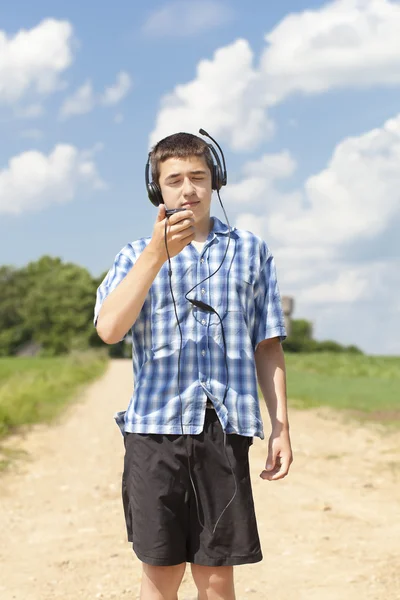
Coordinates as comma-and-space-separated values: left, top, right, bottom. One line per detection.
194, 215, 213, 242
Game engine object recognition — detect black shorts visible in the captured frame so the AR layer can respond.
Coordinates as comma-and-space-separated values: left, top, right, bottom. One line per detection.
121, 408, 263, 567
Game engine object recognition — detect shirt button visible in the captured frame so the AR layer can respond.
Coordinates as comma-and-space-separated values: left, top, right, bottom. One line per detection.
201, 350, 206, 356
200, 258, 205, 263
201, 288, 206, 295
201, 319, 206, 325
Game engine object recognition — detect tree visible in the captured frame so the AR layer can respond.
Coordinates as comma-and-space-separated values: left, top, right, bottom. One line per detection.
283, 319, 317, 352
283, 318, 363, 354
18, 256, 100, 355
0, 266, 33, 356
0, 257, 107, 356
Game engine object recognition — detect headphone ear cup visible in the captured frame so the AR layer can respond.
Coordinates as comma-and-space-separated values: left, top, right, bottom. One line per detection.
147, 182, 164, 207
212, 165, 223, 191
212, 165, 219, 191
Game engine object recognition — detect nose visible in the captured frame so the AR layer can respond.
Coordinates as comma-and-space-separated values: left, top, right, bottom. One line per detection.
182, 176, 195, 198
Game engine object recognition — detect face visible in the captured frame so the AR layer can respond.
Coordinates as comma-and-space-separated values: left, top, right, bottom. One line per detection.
158, 155, 212, 224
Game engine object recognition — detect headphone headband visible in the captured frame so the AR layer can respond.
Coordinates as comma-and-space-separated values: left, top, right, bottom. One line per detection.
145, 129, 227, 207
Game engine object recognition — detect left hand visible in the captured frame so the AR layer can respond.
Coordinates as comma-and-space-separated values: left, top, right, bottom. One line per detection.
260, 427, 293, 481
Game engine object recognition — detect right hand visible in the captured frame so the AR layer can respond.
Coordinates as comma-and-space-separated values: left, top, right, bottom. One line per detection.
148, 204, 196, 263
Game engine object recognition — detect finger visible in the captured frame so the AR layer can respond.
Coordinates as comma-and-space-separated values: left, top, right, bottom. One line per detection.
260, 463, 280, 480
260, 452, 280, 477
179, 227, 196, 242
157, 204, 166, 221
169, 209, 194, 225
174, 218, 195, 233
261, 457, 290, 481
270, 457, 290, 480
265, 446, 278, 472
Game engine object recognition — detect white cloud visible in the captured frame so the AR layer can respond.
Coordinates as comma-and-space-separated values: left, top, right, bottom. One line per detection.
151, 0, 400, 151
14, 104, 45, 119
101, 71, 132, 106
142, 0, 232, 37
234, 213, 265, 239
297, 258, 400, 354
299, 269, 369, 304
59, 81, 95, 118
271, 113, 400, 249
149, 39, 273, 150
261, 0, 400, 105
226, 151, 299, 229
0, 144, 105, 215
233, 112, 400, 270
241, 152, 297, 180
230, 112, 400, 353
0, 19, 74, 105
60, 72, 132, 119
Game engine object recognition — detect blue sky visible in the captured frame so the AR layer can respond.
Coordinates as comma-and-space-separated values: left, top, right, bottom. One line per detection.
1, 0, 400, 355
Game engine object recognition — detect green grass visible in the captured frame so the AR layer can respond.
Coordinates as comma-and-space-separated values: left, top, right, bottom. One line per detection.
0, 350, 109, 440
1, 351, 399, 442
284, 353, 400, 427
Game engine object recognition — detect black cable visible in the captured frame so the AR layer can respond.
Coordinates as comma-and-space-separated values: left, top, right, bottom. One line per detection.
164, 192, 238, 536
164, 218, 207, 533
184, 189, 231, 302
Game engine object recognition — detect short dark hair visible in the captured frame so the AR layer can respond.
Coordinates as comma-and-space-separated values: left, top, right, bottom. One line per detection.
150, 132, 214, 185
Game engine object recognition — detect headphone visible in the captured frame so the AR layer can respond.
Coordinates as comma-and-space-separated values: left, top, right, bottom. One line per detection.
145, 128, 227, 207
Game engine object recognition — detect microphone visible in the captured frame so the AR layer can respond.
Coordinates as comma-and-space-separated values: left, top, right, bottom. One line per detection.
199, 128, 227, 186
188, 299, 216, 313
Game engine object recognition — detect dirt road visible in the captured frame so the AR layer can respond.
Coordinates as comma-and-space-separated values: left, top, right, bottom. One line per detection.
1, 360, 399, 600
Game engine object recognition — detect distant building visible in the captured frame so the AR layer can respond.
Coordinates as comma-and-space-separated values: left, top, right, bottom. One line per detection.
282, 296, 294, 337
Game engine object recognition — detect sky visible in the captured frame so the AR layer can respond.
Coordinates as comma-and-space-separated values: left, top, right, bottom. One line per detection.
1, 0, 400, 356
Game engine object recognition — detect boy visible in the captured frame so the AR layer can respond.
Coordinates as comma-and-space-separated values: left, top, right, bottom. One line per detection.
94, 132, 293, 600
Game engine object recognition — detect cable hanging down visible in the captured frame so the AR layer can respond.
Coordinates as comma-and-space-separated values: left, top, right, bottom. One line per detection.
163, 188, 238, 537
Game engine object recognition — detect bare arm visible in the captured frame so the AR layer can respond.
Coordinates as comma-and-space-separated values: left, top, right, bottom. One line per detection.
255, 337, 293, 480
96, 204, 195, 344
96, 244, 165, 344
255, 337, 289, 431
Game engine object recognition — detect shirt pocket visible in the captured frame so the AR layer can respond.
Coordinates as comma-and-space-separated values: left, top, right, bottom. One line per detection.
150, 302, 181, 355
228, 275, 254, 313
150, 281, 194, 356
212, 268, 255, 323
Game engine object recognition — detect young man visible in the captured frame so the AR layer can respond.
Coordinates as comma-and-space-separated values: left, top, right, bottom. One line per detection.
94, 132, 293, 600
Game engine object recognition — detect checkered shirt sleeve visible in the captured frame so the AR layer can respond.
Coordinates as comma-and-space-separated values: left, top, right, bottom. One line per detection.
253, 245, 287, 348
93, 245, 135, 332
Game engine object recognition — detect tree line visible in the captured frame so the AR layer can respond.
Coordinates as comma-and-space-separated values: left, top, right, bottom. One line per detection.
0, 255, 362, 357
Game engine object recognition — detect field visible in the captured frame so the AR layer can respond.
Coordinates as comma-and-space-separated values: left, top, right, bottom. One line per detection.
0, 350, 109, 440
284, 353, 400, 427
1, 352, 399, 443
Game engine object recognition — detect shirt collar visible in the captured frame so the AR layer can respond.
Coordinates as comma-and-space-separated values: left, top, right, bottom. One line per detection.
209, 216, 232, 237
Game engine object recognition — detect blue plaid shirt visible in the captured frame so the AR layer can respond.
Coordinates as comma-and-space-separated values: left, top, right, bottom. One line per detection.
94, 216, 286, 440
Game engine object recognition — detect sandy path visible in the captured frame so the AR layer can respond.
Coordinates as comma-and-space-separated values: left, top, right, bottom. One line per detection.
0, 359, 399, 600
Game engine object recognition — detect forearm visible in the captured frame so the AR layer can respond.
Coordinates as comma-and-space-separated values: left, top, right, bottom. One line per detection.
255, 339, 289, 431
96, 244, 164, 344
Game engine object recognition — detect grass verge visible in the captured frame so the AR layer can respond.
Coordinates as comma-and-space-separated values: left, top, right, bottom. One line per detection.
0, 350, 109, 441
284, 353, 400, 428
